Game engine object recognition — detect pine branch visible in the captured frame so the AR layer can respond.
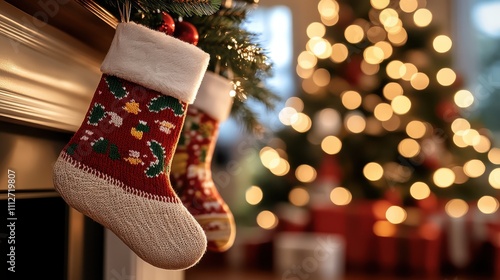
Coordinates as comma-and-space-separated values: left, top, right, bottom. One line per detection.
103, 0, 221, 17
186, 7, 280, 133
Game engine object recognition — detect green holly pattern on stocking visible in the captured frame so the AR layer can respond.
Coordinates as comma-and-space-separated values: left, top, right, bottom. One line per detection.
148, 95, 185, 116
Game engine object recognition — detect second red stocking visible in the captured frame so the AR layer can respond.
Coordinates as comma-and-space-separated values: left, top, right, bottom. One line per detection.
171, 72, 236, 252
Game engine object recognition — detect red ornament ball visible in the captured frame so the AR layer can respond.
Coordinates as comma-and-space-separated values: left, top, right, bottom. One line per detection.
158, 12, 175, 35
173, 21, 199, 46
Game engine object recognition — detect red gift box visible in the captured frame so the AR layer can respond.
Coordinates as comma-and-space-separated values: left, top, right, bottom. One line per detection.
311, 200, 377, 270
312, 199, 445, 275
408, 222, 442, 276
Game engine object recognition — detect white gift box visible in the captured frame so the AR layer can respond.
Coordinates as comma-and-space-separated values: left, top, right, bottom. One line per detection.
273, 232, 345, 280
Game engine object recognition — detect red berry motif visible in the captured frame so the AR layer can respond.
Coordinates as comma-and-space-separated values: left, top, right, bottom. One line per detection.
159, 12, 175, 35
173, 20, 199, 46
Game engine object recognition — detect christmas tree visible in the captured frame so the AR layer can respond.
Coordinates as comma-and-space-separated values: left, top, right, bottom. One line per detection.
253, 0, 500, 225
239, 1, 500, 276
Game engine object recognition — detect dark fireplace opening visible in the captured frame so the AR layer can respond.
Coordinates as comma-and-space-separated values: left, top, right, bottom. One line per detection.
0, 120, 104, 280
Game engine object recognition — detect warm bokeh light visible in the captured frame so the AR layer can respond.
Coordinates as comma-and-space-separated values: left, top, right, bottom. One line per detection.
463, 159, 486, 178
453, 133, 468, 148
384, 19, 403, 34
375, 41, 393, 59
373, 220, 397, 237
318, 0, 340, 19
295, 164, 317, 183
279, 107, 298, 126
330, 43, 349, 63
406, 120, 426, 139
433, 35, 452, 53
314, 108, 342, 137
364, 46, 385, 64
363, 162, 384, 181
330, 187, 353, 206
399, 0, 418, 13
374, 103, 393, 121
312, 68, 331, 87
307, 22, 326, 38
379, 8, 399, 28
473, 135, 491, 153
445, 199, 469, 218
257, 210, 278, 229
410, 72, 430, 90
489, 168, 500, 189
433, 168, 455, 188
260, 146, 281, 168
462, 129, 480, 146
371, 0, 390, 9
291, 112, 312, 133
321, 135, 342, 155
477, 196, 499, 214
298, 51, 318, 69
246, 186, 263, 205
289, 187, 310, 207
488, 148, 500, 164
451, 118, 471, 135
341, 90, 363, 110
285, 97, 304, 112
383, 82, 403, 100
308, 37, 332, 59
400, 63, 418, 81
386, 205, 407, 224
413, 8, 432, 27
454, 89, 474, 108
391, 95, 411, 115
296, 65, 314, 79
387, 27, 408, 46
321, 13, 340, 26
345, 24, 365, 44
398, 138, 420, 158
386, 60, 404, 79
436, 68, 456, 86
269, 158, 290, 176
410, 182, 431, 200
345, 112, 366, 133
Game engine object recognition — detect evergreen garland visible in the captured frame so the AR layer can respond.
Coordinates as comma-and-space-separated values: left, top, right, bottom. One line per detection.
186, 5, 280, 134
95, 0, 278, 134
102, 0, 221, 17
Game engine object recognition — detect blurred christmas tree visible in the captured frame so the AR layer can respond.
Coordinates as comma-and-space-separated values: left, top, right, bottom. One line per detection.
253, 0, 500, 218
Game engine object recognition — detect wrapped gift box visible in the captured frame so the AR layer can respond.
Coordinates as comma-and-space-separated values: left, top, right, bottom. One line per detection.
273, 232, 345, 280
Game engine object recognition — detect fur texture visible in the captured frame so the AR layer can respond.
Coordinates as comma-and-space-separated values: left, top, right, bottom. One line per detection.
192, 71, 233, 121
101, 22, 209, 104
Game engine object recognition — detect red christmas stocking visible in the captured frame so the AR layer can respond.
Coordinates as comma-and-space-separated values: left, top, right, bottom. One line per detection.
53, 22, 210, 270
171, 72, 236, 252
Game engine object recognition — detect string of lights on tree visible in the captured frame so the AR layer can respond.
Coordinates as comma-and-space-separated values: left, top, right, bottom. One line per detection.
245, 0, 500, 231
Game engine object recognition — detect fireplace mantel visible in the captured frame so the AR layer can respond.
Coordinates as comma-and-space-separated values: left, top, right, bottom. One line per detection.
0, 0, 115, 132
